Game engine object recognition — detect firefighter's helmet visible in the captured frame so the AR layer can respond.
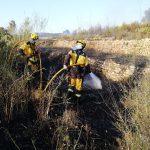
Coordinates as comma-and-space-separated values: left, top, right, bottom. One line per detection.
30, 33, 39, 40
76, 40, 86, 49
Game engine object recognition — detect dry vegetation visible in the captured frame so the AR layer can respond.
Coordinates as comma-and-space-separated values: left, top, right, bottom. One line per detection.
69, 22, 150, 40
1, 20, 150, 150
120, 72, 150, 149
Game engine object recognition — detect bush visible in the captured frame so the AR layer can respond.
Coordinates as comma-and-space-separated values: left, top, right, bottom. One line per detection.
72, 22, 150, 40
0, 27, 13, 64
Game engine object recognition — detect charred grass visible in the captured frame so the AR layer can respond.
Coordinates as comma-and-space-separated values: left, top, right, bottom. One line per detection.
0, 45, 150, 150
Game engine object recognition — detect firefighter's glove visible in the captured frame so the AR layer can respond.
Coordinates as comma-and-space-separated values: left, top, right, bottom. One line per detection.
63, 65, 68, 70
27, 71, 30, 76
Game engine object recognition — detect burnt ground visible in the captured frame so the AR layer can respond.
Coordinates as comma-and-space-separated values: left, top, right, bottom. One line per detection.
0, 47, 149, 150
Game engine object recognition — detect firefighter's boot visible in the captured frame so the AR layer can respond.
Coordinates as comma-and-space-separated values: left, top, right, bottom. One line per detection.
75, 90, 82, 104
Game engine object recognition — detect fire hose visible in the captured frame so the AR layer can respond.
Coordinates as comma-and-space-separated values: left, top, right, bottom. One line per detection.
43, 64, 84, 92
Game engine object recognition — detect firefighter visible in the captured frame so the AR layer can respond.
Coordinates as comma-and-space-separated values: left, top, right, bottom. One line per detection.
16, 33, 39, 86
64, 40, 91, 101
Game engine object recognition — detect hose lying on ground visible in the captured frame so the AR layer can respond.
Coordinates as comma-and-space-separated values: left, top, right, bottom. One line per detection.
43, 68, 65, 92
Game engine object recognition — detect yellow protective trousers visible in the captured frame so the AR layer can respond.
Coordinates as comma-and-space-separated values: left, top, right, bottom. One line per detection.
69, 78, 83, 91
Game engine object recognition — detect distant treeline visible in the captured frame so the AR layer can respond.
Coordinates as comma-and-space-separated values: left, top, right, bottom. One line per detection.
72, 22, 150, 40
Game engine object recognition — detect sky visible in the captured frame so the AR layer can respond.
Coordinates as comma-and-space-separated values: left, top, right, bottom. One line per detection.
0, 0, 150, 33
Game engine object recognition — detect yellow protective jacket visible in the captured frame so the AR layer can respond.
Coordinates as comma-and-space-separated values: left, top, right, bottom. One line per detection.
65, 50, 89, 66
64, 50, 90, 78
17, 40, 39, 72
18, 41, 38, 64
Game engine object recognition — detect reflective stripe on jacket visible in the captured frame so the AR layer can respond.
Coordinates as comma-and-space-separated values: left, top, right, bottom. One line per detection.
28, 56, 37, 64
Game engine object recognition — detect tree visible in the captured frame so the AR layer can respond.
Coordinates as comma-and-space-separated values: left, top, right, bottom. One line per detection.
142, 8, 150, 22
19, 17, 32, 37
0, 27, 12, 62
62, 30, 70, 35
7, 20, 16, 35
31, 13, 48, 32
18, 14, 48, 38
0, 27, 12, 47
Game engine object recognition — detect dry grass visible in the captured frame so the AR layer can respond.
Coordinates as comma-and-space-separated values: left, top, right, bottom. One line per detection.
102, 59, 135, 82
0, 68, 30, 121
1, 33, 150, 149
117, 72, 150, 149
62, 110, 79, 128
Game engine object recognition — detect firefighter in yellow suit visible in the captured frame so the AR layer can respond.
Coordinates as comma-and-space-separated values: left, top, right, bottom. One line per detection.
16, 33, 39, 83
64, 40, 91, 100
